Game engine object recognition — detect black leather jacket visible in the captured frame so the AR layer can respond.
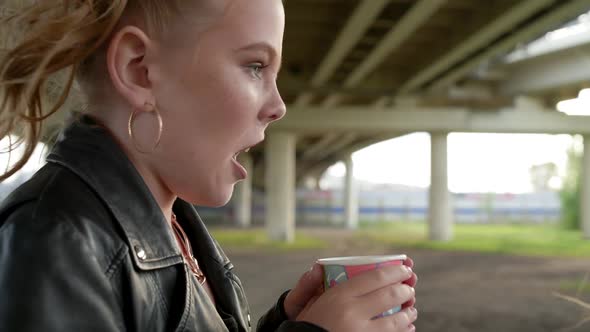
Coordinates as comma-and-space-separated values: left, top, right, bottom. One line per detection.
0, 116, 325, 332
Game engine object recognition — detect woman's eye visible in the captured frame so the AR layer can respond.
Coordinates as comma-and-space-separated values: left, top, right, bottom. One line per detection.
247, 63, 265, 79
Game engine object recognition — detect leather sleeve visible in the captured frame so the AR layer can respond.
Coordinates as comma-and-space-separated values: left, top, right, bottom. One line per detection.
0, 203, 124, 331
257, 290, 327, 332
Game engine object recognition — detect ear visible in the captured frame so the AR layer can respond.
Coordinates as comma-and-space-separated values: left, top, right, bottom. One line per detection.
106, 26, 155, 109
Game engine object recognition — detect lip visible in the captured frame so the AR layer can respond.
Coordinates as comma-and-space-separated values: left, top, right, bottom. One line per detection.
232, 157, 248, 180
231, 138, 263, 180
233, 138, 264, 159
242, 137, 264, 153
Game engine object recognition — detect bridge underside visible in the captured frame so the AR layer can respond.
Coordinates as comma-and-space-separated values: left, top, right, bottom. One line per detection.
3, 0, 590, 241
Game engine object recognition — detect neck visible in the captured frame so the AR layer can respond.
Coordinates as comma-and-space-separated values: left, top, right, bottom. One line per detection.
88, 107, 176, 223
133, 160, 176, 223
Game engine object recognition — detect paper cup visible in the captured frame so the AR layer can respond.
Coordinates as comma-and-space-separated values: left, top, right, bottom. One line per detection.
317, 255, 407, 318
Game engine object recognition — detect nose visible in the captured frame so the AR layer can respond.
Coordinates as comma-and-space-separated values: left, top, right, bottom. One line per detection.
259, 81, 286, 124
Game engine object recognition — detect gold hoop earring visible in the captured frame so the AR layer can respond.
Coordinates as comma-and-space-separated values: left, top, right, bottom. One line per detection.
128, 102, 163, 154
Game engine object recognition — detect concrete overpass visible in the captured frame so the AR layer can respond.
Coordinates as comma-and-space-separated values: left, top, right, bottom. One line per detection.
4, 0, 590, 241
248, 0, 590, 242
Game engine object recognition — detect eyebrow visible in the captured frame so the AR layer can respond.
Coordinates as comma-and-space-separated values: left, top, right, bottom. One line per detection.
235, 42, 283, 73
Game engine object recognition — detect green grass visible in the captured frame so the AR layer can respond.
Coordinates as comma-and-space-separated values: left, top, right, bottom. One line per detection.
210, 228, 327, 251
357, 221, 590, 257
560, 277, 590, 294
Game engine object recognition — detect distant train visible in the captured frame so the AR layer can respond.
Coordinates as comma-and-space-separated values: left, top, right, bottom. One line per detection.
200, 189, 561, 225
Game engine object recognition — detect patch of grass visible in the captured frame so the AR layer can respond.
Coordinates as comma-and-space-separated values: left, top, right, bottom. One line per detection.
211, 228, 327, 251
560, 279, 590, 295
357, 221, 590, 257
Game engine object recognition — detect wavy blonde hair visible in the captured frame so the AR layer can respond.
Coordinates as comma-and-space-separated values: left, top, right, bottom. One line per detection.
0, 0, 209, 181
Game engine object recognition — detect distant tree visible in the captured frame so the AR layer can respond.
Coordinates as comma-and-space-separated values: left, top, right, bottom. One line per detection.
530, 162, 558, 192
560, 136, 583, 230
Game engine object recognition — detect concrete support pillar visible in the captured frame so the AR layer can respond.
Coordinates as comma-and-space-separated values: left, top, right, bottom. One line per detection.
344, 155, 359, 229
582, 135, 590, 238
429, 132, 453, 242
234, 153, 253, 228
514, 95, 545, 111
265, 131, 296, 242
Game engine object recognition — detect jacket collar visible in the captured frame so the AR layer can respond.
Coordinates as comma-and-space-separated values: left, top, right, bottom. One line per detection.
47, 115, 243, 324
46, 115, 185, 270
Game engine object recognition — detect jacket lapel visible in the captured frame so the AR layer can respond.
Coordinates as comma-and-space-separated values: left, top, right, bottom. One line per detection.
173, 200, 250, 332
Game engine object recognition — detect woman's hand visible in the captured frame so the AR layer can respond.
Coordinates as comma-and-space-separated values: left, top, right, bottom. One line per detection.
402, 258, 418, 309
284, 258, 418, 331
283, 263, 324, 320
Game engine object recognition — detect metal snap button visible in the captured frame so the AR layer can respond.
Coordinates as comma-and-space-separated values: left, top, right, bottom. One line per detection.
135, 246, 147, 260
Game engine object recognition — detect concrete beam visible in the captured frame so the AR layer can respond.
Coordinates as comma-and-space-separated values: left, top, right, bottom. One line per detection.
321, 94, 343, 108
294, 0, 389, 107
500, 44, 590, 95
344, 0, 446, 89
296, 133, 359, 175
296, 132, 359, 176
431, 0, 590, 91
321, 0, 446, 106
301, 133, 341, 160
318, 133, 359, 158
399, 0, 556, 94
299, 133, 407, 180
505, 22, 590, 64
274, 106, 590, 135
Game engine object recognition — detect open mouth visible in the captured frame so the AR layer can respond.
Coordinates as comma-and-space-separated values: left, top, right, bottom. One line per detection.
231, 145, 256, 180
232, 136, 265, 161
232, 147, 251, 161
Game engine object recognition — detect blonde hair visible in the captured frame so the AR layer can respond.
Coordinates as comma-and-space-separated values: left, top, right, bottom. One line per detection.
0, 0, 204, 181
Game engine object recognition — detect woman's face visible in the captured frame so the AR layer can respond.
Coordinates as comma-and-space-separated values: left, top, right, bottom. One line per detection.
150, 0, 286, 207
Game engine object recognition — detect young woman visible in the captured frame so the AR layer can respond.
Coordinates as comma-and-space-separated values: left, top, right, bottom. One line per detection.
0, 1, 418, 331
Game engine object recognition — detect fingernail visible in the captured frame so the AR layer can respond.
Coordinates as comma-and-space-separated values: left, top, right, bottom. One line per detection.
310, 264, 322, 276
408, 307, 418, 319
405, 265, 413, 274
410, 287, 415, 295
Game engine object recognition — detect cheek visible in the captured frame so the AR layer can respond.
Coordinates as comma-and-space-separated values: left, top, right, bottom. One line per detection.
202, 75, 260, 132
158, 63, 260, 164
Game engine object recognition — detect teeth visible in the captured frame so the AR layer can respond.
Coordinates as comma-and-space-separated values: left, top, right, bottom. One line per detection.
234, 147, 251, 160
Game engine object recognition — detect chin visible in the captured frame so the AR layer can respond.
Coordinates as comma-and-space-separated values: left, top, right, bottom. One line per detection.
194, 186, 234, 208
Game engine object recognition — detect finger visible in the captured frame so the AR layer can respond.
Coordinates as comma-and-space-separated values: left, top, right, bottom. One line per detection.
403, 272, 418, 288
290, 264, 323, 302
371, 307, 418, 332
357, 283, 415, 318
336, 265, 413, 297
307, 263, 324, 289
402, 296, 416, 310
403, 257, 414, 270
284, 264, 324, 319
295, 294, 320, 320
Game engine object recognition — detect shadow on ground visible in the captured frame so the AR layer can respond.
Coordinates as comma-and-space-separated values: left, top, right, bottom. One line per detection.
223, 227, 590, 332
